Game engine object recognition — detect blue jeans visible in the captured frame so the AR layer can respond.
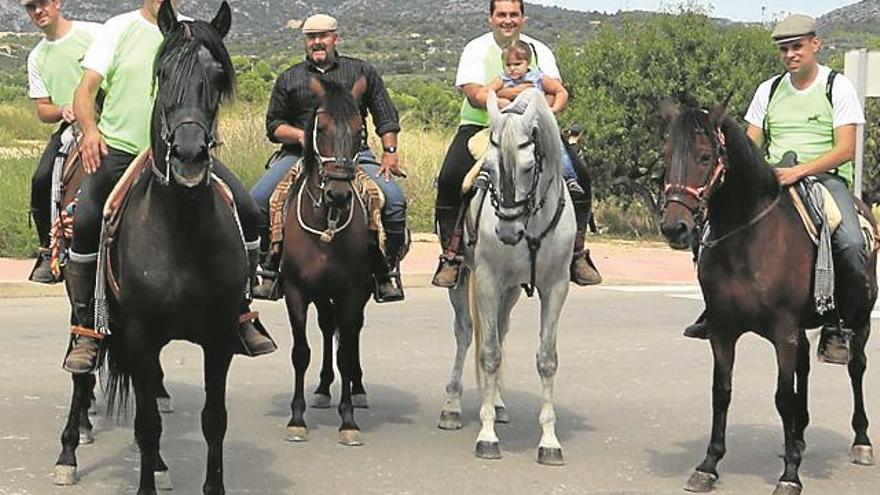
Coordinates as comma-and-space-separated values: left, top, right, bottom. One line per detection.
249, 150, 407, 240
559, 140, 577, 182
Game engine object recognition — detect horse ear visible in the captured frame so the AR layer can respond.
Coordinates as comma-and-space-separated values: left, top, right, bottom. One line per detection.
351, 76, 367, 101
487, 90, 502, 128
709, 91, 734, 125
157, 0, 178, 36
660, 99, 680, 124
211, 1, 233, 39
310, 77, 326, 99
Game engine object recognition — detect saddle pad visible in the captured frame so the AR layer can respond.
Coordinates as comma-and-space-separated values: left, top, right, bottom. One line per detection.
788, 184, 842, 241
462, 128, 491, 194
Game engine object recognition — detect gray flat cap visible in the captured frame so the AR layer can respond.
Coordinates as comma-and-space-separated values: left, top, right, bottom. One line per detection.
772, 14, 817, 45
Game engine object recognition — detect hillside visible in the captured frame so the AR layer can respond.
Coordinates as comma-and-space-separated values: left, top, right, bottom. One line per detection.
818, 0, 880, 35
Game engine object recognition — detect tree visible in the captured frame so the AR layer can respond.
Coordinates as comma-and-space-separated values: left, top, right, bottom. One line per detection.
557, 11, 779, 220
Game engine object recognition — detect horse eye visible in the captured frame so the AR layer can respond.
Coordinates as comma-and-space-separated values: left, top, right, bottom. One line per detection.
699, 153, 713, 165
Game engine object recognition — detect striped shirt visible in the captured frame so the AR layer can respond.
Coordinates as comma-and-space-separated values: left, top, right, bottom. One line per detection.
266, 53, 401, 154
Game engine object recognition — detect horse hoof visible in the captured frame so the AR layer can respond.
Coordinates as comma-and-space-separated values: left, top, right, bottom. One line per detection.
157, 397, 174, 413
352, 393, 369, 409
771, 481, 802, 495
683, 470, 717, 492
285, 426, 308, 443
338, 429, 363, 447
494, 406, 510, 424
438, 411, 463, 430
311, 394, 332, 409
79, 428, 94, 445
154, 470, 173, 491
537, 447, 565, 466
52, 464, 77, 486
852, 444, 875, 465
475, 440, 502, 460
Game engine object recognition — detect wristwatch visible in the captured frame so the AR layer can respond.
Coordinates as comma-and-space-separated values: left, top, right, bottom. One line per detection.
383, 145, 397, 154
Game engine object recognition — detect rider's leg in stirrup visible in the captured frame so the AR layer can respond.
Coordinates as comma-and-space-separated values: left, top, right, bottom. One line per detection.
816, 173, 870, 365
215, 160, 277, 356
63, 149, 133, 374
30, 128, 64, 284
569, 179, 601, 285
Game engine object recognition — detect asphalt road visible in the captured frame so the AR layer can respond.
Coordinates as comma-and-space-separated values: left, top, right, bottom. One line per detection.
0, 287, 878, 495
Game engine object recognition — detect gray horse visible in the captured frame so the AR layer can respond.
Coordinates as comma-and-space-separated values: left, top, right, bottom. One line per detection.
439, 89, 576, 465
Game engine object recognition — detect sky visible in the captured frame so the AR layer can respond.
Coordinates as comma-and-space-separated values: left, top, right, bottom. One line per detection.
536, 0, 859, 22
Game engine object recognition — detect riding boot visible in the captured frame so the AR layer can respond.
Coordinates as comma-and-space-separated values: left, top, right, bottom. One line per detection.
62, 258, 103, 374
252, 247, 282, 301
29, 208, 57, 284
237, 247, 277, 357
683, 309, 710, 339
372, 229, 408, 303
817, 321, 850, 365
431, 205, 464, 288
570, 193, 602, 286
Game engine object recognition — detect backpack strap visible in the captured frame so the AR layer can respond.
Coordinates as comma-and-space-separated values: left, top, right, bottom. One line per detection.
826, 69, 838, 107
762, 72, 786, 156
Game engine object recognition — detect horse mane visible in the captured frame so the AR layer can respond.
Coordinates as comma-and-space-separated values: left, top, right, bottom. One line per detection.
154, 20, 236, 107
301, 79, 361, 176
497, 89, 562, 176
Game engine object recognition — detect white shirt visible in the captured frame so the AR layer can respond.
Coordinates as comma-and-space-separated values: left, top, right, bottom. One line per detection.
454, 32, 561, 88
745, 64, 865, 129
27, 21, 102, 100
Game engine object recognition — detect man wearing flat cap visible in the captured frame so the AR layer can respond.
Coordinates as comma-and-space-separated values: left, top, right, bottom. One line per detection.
253, 13, 408, 302
684, 14, 869, 366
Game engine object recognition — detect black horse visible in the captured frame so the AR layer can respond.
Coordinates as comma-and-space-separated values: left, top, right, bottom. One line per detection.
660, 102, 876, 495
281, 77, 374, 446
85, 2, 244, 494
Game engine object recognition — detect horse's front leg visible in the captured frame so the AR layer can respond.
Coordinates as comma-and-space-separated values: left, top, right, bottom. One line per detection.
685, 331, 737, 493
769, 334, 804, 495
336, 295, 365, 446
312, 299, 335, 409
794, 331, 810, 455
283, 285, 311, 442
848, 318, 874, 465
440, 269, 472, 430
493, 285, 520, 425
201, 345, 233, 495
53, 372, 96, 485
350, 291, 371, 409
131, 348, 162, 495
534, 279, 568, 466
474, 271, 503, 460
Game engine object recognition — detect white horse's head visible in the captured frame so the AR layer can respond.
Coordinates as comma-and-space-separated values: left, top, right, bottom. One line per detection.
485, 88, 562, 245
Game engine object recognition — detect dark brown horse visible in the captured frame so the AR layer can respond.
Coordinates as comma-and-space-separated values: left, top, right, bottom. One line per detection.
660, 102, 876, 495
281, 77, 373, 446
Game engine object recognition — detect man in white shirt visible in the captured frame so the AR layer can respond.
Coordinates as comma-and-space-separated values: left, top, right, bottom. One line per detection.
23, 0, 101, 283
686, 15, 869, 365
431, 0, 601, 288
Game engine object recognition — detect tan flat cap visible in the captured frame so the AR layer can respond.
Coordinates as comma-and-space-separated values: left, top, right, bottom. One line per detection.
21, 0, 38, 6
772, 14, 817, 45
302, 14, 338, 34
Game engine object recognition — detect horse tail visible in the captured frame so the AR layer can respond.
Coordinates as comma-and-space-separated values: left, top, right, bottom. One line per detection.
102, 333, 132, 420
469, 271, 483, 390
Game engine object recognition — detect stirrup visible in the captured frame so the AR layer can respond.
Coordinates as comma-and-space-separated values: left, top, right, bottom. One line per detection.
431, 255, 463, 289
253, 269, 283, 301
237, 312, 278, 357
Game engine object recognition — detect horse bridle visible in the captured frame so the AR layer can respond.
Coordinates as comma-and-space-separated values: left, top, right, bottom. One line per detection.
152, 24, 220, 187
662, 125, 728, 224
298, 111, 364, 243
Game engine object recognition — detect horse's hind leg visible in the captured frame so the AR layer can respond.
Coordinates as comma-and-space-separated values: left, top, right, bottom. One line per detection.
494, 287, 519, 425
53, 373, 95, 485
535, 280, 567, 466
201, 347, 233, 495
848, 318, 874, 465
685, 332, 737, 493
440, 269, 472, 430
284, 285, 311, 442
156, 361, 173, 413
794, 331, 810, 455
312, 299, 335, 408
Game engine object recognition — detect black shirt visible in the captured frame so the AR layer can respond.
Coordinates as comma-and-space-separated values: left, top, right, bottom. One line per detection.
265, 53, 401, 154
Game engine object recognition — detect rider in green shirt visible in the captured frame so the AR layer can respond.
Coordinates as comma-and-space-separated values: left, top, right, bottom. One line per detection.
62, 0, 275, 374
23, 0, 100, 283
